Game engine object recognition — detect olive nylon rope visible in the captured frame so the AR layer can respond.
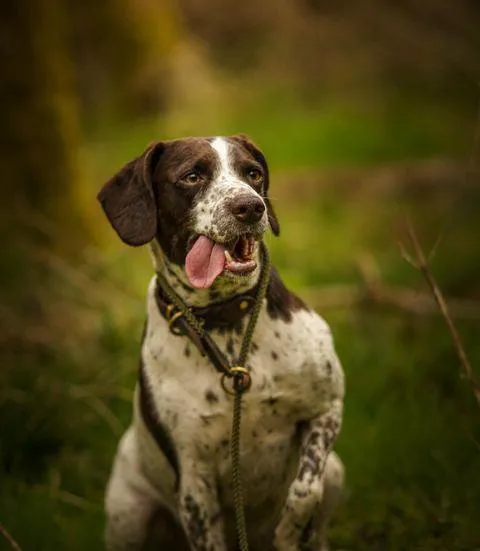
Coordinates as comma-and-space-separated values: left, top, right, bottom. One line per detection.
156, 243, 271, 551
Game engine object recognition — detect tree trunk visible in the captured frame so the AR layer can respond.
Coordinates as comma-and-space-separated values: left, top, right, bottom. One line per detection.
0, 0, 83, 323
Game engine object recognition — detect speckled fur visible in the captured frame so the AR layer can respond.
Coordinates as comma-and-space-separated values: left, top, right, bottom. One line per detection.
103, 137, 345, 551
192, 137, 268, 245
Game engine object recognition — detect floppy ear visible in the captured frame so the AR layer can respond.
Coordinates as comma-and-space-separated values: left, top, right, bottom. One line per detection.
230, 134, 280, 236
97, 142, 164, 246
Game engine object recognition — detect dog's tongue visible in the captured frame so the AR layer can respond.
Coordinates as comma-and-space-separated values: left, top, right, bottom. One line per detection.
185, 235, 226, 288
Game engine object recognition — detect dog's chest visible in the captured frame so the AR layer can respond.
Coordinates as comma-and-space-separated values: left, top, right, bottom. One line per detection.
140, 274, 345, 514
143, 292, 337, 481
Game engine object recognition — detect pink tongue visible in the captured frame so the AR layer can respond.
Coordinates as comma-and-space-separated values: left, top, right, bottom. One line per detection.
185, 236, 226, 288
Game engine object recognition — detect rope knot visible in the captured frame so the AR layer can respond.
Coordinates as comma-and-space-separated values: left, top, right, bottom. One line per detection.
221, 366, 252, 395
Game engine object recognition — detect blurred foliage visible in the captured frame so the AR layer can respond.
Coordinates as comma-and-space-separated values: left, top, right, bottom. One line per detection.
178, 0, 480, 102
67, 0, 179, 119
1, 0, 480, 549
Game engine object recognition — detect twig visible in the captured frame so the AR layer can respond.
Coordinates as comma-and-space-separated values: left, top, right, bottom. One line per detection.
41, 487, 100, 512
400, 218, 480, 408
0, 522, 21, 551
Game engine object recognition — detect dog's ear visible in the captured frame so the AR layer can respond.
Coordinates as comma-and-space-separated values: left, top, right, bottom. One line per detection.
97, 142, 164, 246
230, 134, 280, 236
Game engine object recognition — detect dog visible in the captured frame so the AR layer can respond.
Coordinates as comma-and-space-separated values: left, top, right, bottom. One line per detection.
98, 135, 345, 551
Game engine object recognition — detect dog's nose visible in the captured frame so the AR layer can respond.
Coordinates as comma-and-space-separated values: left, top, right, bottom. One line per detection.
229, 195, 265, 224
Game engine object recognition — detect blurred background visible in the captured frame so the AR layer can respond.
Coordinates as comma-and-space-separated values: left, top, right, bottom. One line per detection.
1, 0, 479, 549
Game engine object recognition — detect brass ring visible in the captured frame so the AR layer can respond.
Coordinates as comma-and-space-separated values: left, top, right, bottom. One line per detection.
165, 304, 177, 320
167, 310, 184, 335
220, 366, 252, 395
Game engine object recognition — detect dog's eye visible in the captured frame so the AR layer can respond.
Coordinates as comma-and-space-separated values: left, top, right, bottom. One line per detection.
247, 168, 263, 184
183, 172, 201, 185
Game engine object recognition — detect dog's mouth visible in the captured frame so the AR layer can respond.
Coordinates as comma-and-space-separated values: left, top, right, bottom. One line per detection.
185, 234, 258, 289
225, 234, 257, 271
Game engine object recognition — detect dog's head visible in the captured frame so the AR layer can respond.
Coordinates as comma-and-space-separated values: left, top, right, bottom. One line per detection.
98, 135, 279, 289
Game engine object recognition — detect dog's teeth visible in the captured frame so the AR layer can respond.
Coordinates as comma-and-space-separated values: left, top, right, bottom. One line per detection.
225, 250, 233, 263
242, 238, 248, 257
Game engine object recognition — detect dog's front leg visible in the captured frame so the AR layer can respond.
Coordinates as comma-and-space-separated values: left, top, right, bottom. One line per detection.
178, 462, 227, 551
274, 399, 343, 551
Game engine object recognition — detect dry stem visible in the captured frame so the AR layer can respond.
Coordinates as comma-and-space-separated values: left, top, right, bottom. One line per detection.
399, 218, 480, 408
0, 522, 21, 551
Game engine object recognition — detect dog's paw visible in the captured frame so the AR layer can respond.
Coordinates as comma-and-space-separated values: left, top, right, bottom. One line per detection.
273, 523, 301, 551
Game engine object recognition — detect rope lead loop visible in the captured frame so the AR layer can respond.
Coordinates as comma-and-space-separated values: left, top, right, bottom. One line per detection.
221, 366, 252, 395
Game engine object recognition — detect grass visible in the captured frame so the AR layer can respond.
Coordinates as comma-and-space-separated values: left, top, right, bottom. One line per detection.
1, 96, 480, 550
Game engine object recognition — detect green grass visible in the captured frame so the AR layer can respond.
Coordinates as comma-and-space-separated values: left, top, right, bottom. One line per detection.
226, 99, 470, 170
332, 314, 480, 550
2, 97, 480, 550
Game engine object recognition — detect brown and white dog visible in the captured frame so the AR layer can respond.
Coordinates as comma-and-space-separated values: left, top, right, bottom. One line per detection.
98, 135, 345, 551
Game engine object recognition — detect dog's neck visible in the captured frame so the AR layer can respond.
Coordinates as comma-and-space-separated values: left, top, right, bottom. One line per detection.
149, 240, 261, 308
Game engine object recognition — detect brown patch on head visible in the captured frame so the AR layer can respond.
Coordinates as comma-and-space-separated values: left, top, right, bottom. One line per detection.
98, 137, 220, 263
229, 134, 280, 236
266, 266, 308, 322
226, 139, 264, 191
155, 138, 219, 185
152, 138, 219, 264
